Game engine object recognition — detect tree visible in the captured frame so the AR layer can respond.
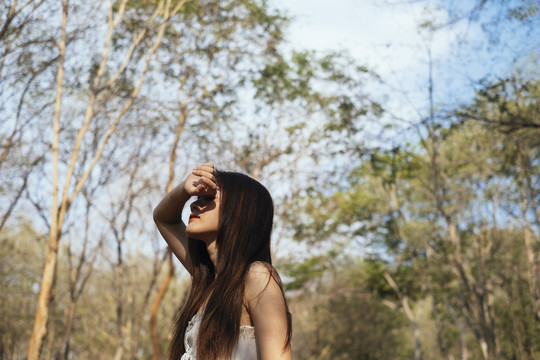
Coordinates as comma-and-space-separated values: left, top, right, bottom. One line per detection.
0, 0, 55, 232
457, 75, 540, 134
3, 0, 346, 358
457, 72, 540, 333
0, 222, 47, 359
27, 0, 191, 357
287, 258, 410, 360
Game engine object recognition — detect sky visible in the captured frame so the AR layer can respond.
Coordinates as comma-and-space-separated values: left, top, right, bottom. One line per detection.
274, 0, 538, 128
279, 0, 442, 64
275, 0, 453, 128
266, 0, 540, 256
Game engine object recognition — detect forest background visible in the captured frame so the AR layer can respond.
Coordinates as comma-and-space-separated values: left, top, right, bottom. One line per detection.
1, 0, 539, 359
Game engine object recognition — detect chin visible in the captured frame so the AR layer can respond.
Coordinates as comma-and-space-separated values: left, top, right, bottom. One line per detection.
186, 230, 214, 244
185, 228, 197, 239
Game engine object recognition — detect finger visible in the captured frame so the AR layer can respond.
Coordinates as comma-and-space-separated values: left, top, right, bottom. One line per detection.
193, 170, 215, 182
194, 165, 214, 175
195, 163, 214, 173
192, 167, 216, 182
191, 179, 212, 194
198, 175, 218, 190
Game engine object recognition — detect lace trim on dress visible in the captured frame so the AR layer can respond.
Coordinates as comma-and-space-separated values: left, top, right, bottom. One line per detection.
181, 313, 257, 360
239, 325, 255, 338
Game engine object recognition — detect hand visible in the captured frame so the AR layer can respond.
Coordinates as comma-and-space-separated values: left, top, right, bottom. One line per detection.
184, 163, 217, 197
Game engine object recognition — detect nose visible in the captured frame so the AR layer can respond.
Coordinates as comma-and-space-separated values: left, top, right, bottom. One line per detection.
190, 200, 202, 213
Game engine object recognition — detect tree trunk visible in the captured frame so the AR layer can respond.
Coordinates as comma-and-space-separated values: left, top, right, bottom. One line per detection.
151, 251, 175, 360
425, 119, 499, 360
519, 174, 540, 326
150, 106, 186, 359
60, 298, 76, 360
27, 0, 68, 357
384, 273, 422, 360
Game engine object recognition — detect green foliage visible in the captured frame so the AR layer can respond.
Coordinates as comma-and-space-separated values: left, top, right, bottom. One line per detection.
287, 68, 540, 358
0, 223, 47, 359
460, 74, 540, 134
252, 50, 317, 104
290, 260, 410, 360
252, 50, 381, 139
282, 254, 332, 291
0, 219, 191, 359
507, 2, 539, 21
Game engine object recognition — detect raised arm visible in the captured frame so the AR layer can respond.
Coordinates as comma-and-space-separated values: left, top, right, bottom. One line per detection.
153, 163, 216, 273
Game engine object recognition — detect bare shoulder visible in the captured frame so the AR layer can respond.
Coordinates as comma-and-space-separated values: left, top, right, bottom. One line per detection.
244, 261, 283, 304
245, 261, 292, 359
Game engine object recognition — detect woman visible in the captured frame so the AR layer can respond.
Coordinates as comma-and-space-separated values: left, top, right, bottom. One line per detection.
153, 163, 292, 360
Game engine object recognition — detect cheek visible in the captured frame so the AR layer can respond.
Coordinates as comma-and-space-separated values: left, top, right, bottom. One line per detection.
211, 214, 220, 228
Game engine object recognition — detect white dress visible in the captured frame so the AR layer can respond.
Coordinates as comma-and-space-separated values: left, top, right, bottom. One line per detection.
181, 313, 260, 360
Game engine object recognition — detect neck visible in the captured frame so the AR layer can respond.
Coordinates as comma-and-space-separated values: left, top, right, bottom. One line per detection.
206, 240, 218, 271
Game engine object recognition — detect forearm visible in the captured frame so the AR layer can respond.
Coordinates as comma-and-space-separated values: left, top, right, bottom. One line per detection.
153, 180, 191, 224
153, 180, 193, 270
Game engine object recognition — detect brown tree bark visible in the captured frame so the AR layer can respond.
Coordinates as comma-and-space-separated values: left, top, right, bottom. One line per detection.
27, 0, 68, 357
151, 250, 175, 360
150, 107, 185, 360
384, 273, 423, 360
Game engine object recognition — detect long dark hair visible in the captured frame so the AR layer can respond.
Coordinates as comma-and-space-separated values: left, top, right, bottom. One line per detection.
169, 170, 292, 360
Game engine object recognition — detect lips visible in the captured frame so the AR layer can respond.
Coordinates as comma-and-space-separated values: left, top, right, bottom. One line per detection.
189, 214, 199, 222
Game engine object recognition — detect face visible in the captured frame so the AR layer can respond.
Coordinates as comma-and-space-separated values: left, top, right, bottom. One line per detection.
186, 190, 220, 244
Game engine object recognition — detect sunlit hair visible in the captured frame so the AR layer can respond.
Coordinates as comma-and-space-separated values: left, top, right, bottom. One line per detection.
169, 170, 292, 360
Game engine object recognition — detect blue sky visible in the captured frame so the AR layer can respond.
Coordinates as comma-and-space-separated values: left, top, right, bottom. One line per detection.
276, 0, 539, 126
